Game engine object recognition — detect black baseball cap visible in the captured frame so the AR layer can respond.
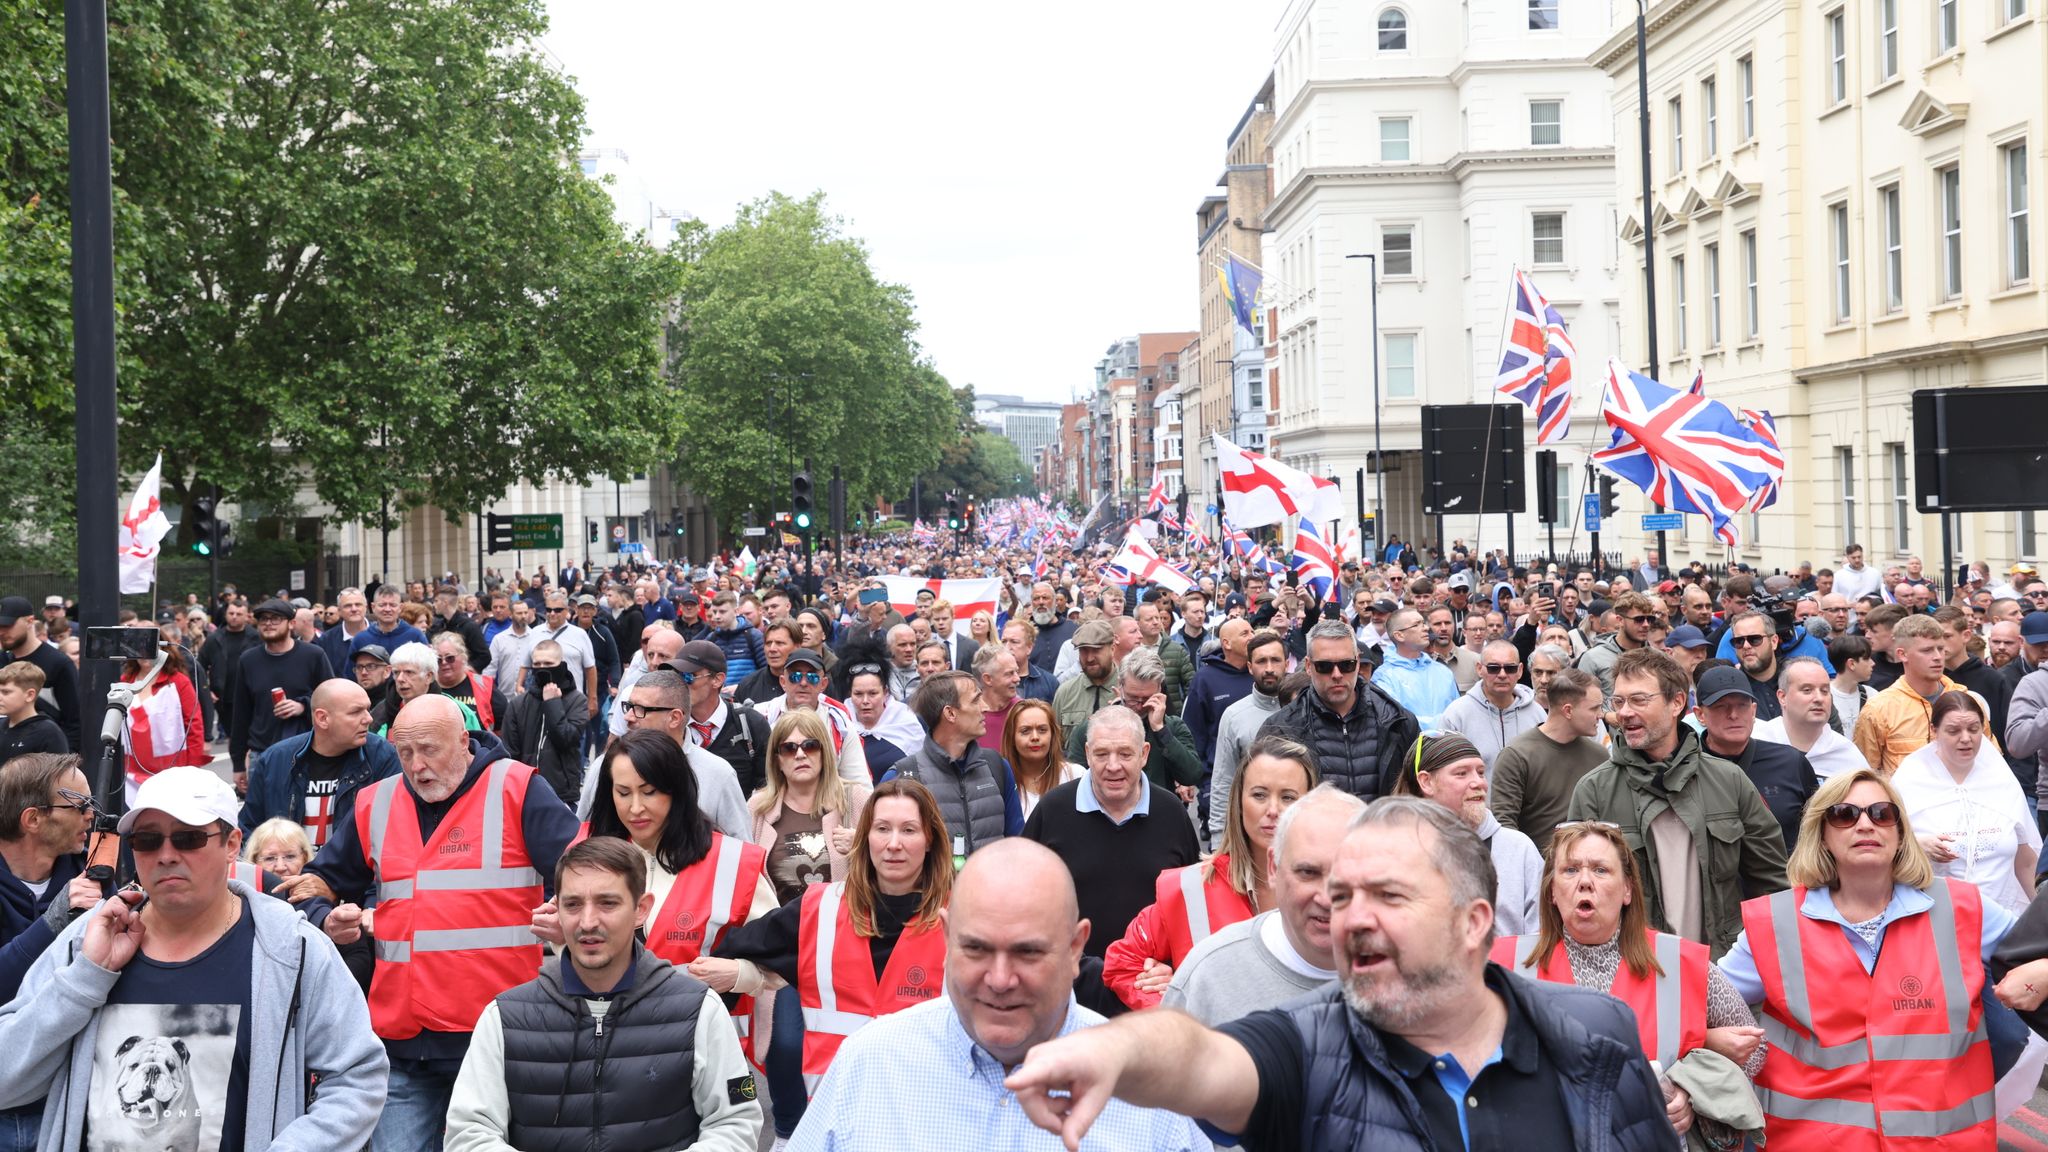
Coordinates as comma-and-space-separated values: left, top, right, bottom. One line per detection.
1696, 667, 1754, 708
0, 596, 31, 627
785, 647, 825, 671
675, 640, 727, 675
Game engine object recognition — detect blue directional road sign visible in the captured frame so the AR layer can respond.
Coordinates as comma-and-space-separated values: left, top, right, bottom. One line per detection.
1640, 513, 1685, 531
1582, 493, 1602, 532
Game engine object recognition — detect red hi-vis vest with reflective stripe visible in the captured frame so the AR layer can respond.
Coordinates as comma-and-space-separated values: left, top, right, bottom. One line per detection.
644, 832, 768, 1041
1743, 879, 1994, 1151
359, 757, 547, 1040
1489, 930, 1709, 1071
1156, 854, 1255, 962
795, 881, 945, 1093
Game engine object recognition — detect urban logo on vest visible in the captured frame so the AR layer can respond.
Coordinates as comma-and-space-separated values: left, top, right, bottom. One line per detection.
666, 910, 702, 945
439, 824, 472, 856
1895, 973, 1933, 1012
896, 966, 937, 1001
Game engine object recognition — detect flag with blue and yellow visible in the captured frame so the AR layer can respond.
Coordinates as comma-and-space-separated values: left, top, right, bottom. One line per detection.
1218, 252, 1263, 337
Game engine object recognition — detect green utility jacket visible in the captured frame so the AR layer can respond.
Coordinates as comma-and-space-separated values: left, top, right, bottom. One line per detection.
1566, 726, 1788, 959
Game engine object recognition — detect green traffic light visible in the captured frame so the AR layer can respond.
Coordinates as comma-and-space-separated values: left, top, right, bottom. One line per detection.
192, 540, 212, 557
795, 512, 812, 530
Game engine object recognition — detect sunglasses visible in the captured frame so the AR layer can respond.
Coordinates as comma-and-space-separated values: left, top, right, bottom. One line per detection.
1482, 663, 1521, 674
1311, 658, 1359, 675
653, 662, 699, 685
777, 738, 824, 757
1626, 614, 1659, 626
787, 670, 822, 686
1729, 634, 1771, 647
128, 827, 228, 853
1823, 801, 1900, 829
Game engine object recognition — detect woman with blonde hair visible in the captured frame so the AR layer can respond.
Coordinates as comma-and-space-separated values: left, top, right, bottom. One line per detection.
999, 698, 1084, 818
1493, 821, 1763, 1141
1721, 768, 2022, 1149
1101, 734, 1316, 1010
968, 609, 997, 647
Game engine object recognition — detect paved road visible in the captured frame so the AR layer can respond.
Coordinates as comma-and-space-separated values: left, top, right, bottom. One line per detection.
2008, 1094, 2048, 1151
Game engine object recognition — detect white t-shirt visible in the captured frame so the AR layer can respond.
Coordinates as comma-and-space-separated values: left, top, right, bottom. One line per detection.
1751, 716, 1870, 780
1892, 742, 2043, 914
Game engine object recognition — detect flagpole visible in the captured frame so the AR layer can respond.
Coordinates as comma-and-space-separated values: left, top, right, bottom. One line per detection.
1635, 0, 1668, 575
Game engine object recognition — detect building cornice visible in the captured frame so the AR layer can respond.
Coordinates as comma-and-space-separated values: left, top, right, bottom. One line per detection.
1590, 0, 1716, 73
1445, 146, 1617, 179
1272, 74, 1458, 139
1265, 164, 1458, 226
1797, 327, 2048, 381
1447, 56, 1616, 85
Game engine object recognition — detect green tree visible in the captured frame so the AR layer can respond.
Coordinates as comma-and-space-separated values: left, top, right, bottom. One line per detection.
1, 0, 686, 561
670, 192, 952, 526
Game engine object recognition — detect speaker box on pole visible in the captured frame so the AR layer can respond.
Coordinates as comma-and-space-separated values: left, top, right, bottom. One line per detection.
1913, 386, 2048, 512
1421, 404, 1525, 516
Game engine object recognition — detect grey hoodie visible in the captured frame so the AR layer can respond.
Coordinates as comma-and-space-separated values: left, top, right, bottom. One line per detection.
0, 879, 387, 1151
1439, 682, 1546, 773
1207, 688, 1284, 845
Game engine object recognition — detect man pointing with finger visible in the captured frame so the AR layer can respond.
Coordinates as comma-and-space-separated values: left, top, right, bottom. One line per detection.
1003, 797, 1676, 1151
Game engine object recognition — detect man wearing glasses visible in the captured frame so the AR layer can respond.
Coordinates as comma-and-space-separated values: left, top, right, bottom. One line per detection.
1567, 647, 1789, 958
1257, 619, 1419, 803
1580, 591, 1661, 696
0, 753, 98, 1001
1437, 640, 1543, 773
0, 765, 386, 1151
607, 669, 751, 839
529, 593, 598, 725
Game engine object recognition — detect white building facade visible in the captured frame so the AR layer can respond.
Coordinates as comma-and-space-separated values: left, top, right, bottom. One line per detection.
1597, 0, 2048, 576
1266, 0, 1622, 556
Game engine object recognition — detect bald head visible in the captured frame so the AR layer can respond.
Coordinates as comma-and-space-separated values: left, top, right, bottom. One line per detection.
643, 626, 684, 665
311, 678, 366, 713
393, 692, 464, 738
309, 679, 372, 754
389, 694, 470, 802
943, 838, 1088, 1067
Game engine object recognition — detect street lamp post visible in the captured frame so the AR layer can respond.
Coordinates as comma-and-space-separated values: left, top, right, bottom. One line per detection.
1636, 0, 1668, 574
1345, 253, 1383, 544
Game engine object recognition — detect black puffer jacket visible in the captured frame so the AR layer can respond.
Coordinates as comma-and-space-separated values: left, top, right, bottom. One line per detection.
1256, 677, 1419, 802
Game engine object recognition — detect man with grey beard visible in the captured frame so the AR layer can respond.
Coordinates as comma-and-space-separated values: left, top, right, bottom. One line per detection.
1028, 581, 1076, 672
1002, 797, 1675, 1150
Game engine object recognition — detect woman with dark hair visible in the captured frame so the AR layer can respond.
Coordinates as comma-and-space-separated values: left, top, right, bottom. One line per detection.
118, 642, 208, 802
1493, 821, 1763, 1142
1893, 690, 2038, 913
536, 729, 774, 1036
698, 778, 952, 1097
1100, 734, 1316, 1011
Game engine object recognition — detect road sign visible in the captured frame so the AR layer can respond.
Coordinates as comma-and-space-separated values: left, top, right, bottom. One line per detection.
505, 514, 563, 550
618, 542, 644, 555
1581, 493, 1602, 532
1640, 512, 1685, 531
742, 527, 767, 537
611, 522, 627, 542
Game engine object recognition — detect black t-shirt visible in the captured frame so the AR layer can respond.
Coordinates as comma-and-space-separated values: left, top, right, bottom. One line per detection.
0, 640, 82, 751
0, 712, 69, 760
297, 746, 350, 848
86, 896, 255, 1152
1215, 966, 1574, 1151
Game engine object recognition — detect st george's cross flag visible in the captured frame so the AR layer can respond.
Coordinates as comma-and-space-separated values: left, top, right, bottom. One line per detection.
1214, 434, 1322, 528
118, 452, 172, 594
1110, 529, 1196, 595
876, 575, 1000, 637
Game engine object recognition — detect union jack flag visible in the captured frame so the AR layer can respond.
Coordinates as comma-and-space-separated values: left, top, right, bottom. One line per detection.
1188, 525, 1214, 551
911, 519, 937, 546
1674, 368, 1782, 511
1224, 523, 1257, 560
1160, 510, 1184, 533
1494, 269, 1578, 444
1244, 543, 1288, 576
1290, 517, 1341, 603
1592, 358, 1785, 545
1144, 474, 1167, 515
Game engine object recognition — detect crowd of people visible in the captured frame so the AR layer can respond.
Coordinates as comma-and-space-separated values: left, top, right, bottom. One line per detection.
4, 530, 2048, 1150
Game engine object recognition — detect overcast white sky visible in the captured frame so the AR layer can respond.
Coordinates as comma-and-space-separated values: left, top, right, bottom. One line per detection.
538, 1, 1281, 405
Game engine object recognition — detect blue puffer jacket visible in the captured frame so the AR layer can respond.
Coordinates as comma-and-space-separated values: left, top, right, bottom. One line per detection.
239, 729, 402, 838
1284, 969, 1677, 1151
709, 625, 767, 688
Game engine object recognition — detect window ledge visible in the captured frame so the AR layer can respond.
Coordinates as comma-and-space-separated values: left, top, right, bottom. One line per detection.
1734, 137, 1759, 156
1820, 98, 1853, 120
1988, 17, 2034, 45
1929, 299, 1967, 316
1738, 338, 1764, 350
1991, 282, 2035, 300
1871, 309, 1909, 326
1927, 47, 1965, 70
1867, 75, 1904, 98
1824, 319, 1857, 334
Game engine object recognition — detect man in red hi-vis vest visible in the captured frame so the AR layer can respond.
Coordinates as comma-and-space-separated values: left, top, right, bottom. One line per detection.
281, 694, 581, 1152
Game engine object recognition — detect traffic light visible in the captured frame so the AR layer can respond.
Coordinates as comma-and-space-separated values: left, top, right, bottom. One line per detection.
189, 497, 217, 556
1535, 450, 1558, 524
791, 471, 814, 532
588, 519, 600, 545
945, 493, 962, 530
487, 513, 516, 552
1597, 474, 1623, 520
964, 499, 976, 533
671, 507, 684, 537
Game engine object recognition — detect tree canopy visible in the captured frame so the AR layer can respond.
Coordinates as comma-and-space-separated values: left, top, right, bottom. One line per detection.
0, 0, 685, 565
669, 191, 954, 528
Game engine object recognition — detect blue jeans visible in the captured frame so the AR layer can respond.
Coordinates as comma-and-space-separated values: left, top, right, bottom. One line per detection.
373, 1056, 459, 1152
0, 1102, 41, 1152
768, 984, 808, 1137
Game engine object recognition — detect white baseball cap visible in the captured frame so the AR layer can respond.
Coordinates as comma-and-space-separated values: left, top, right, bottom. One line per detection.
118, 766, 241, 835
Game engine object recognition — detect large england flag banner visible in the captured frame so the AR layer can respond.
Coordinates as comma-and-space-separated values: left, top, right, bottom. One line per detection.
1214, 434, 1322, 528
1109, 529, 1196, 595
118, 452, 172, 594
877, 575, 1000, 636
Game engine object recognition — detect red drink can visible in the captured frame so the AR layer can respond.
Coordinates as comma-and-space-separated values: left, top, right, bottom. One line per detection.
271, 688, 287, 706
